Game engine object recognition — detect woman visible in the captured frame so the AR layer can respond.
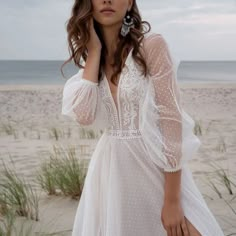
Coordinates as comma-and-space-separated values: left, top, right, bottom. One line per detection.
61, 0, 224, 235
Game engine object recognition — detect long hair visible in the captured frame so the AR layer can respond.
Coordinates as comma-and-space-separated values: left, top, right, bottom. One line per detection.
61, 0, 152, 86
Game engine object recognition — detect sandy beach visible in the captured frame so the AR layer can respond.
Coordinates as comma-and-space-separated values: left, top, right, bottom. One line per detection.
0, 82, 236, 235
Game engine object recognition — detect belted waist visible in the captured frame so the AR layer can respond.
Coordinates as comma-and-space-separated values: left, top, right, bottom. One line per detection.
104, 129, 142, 139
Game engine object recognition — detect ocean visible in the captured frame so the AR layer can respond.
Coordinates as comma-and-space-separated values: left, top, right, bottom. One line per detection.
178, 61, 236, 83
0, 60, 235, 85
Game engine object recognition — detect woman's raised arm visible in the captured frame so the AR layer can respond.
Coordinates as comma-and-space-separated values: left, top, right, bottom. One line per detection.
61, 49, 107, 131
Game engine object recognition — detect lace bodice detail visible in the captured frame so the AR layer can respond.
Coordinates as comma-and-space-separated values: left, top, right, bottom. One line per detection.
99, 59, 148, 131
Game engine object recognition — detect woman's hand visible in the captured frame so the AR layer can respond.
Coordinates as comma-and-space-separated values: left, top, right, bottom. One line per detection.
161, 200, 190, 236
86, 17, 102, 52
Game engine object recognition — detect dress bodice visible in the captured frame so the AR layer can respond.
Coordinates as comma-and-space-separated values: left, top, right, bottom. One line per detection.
99, 58, 148, 131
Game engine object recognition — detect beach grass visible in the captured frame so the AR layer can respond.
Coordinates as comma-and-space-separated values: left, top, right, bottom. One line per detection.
194, 119, 202, 136
0, 158, 39, 221
203, 160, 235, 199
0, 122, 18, 139
36, 145, 88, 200
216, 136, 227, 153
0, 207, 72, 236
0, 209, 35, 236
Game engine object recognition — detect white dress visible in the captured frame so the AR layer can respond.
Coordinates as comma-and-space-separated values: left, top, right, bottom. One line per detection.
61, 32, 224, 236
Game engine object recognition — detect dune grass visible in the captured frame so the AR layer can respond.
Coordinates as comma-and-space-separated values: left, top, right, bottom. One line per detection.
48, 127, 62, 141
216, 136, 227, 153
0, 158, 39, 221
0, 207, 72, 236
0, 208, 35, 236
194, 119, 202, 136
203, 161, 235, 199
36, 145, 88, 200
0, 122, 18, 139
199, 160, 236, 235
208, 161, 235, 195
78, 127, 103, 139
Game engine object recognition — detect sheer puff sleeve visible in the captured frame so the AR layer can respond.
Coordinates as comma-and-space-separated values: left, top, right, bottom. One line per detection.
140, 33, 201, 172
61, 68, 108, 131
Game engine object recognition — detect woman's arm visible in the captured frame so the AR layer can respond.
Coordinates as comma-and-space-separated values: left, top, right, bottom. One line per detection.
142, 33, 184, 172
82, 48, 101, 85
164, 170, 181, 203
71, 48, 101, 125
162, 170, 190, 235
61, 47, 107, 130
81, 16, 102, 84
61, 17, 108, 129
141, 33, 192, 235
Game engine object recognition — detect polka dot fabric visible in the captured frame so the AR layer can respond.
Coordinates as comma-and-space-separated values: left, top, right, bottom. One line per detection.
61, 70, 108, 132
140, 33, 202, 173
61, 32, 224, 236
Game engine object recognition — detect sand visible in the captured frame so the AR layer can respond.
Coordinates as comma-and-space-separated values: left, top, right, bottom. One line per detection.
0, 82, 236, 235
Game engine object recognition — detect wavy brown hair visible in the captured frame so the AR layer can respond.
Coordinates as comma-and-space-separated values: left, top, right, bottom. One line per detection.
61, 0, 152, 86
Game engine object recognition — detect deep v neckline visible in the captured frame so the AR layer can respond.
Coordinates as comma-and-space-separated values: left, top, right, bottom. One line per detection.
103, 46, 134, 119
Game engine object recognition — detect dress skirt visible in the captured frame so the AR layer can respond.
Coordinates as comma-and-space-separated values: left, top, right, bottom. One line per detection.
71, 130, 224, 236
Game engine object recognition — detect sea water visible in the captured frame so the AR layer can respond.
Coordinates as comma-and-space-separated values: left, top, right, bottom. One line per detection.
0, 60, 235, 85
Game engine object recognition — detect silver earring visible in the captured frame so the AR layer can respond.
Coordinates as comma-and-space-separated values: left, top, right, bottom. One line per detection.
120, 10, 134, 37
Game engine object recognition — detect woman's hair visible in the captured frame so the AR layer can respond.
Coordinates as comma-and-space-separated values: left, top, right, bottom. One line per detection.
61, 0, 152, 86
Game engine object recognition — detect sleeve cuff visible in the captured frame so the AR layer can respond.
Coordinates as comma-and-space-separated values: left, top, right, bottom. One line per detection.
163, 165, 182, 173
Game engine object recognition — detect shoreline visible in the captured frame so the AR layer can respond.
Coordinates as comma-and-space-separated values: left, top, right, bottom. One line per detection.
0, 81, 236, 91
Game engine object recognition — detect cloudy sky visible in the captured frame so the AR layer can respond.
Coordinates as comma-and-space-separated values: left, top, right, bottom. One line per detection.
0, 0, 235, 61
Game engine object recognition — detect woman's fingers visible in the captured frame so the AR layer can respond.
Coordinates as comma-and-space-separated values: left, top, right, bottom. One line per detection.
181, 217, 190, 236
176, 224, 182, 236
167, 227, 172, 236
171, 226, 177, 236
166, 219, 190, 236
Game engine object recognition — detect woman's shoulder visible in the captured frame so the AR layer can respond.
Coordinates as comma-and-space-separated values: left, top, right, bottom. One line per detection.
138, 31, 168, 67
143, 30, 162, 40
142, 31, 168, 53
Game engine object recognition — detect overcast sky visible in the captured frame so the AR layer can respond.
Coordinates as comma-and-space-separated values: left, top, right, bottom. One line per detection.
0, 0, 235, 61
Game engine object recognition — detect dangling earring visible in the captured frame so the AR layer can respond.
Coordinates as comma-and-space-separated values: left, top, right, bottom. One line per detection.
120, 10, 134, 37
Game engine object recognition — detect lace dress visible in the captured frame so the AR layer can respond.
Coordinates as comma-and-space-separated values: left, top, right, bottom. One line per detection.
61, 32, 224, 236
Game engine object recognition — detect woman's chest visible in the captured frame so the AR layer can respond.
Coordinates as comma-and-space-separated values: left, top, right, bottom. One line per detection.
100, 62, 147, 106
98, 61, 148, 129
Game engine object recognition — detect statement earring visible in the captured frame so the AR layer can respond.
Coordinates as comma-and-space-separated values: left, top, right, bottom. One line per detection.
120, 10, 134, 37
